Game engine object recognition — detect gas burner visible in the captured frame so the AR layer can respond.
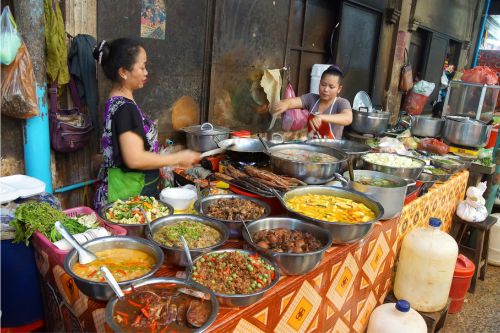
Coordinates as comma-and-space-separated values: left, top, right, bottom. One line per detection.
229, 159, 269, 168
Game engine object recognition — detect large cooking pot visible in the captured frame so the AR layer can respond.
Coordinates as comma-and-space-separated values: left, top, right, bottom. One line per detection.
266, 143, 348, 184
339, 170, 409, 220
306, 139, 371, 172
410, 115, 444, 137
182, 123, 231, 152
216, 137, 270, 164
443, 116, 492, 148
351, 107, 390, 135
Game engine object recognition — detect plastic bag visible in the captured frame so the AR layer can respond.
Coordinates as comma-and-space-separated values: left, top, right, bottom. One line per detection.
0, 6, 21, 65
461, 66, 498, 85
159, 140, 175, 188
378, 137, 406, 154
417, 138, 449, 155
456, 182, 488, 222
282, 83, 309, 131
412, 80, 435, 96
402, 91, 429, 115
1, 43, 39, 119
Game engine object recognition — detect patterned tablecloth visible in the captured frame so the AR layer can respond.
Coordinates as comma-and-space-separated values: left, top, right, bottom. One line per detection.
33, 171, 469, 333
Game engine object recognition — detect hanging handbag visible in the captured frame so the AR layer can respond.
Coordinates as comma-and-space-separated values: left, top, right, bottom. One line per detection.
399, 48, 414, 92
49, 77, 93, 153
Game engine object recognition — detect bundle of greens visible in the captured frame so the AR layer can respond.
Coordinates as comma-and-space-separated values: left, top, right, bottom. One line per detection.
10, 202, 97, 245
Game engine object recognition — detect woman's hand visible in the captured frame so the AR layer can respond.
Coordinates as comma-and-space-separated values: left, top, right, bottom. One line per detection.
174, 149, 201, 168
309, 115, 322, 131
271, 100, 289, 115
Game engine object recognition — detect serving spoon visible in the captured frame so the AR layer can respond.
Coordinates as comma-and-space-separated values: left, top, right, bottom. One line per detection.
55, 221, 97, 264
139, 206, 154, 236
180, 235, 194, 276
241, 219, 254, 243
99, 266, 125, 298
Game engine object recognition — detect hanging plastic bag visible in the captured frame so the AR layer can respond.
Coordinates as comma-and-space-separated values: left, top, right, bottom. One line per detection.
1, 43, 39, 119
0, 6, 21, 65
282, 83, 309, 131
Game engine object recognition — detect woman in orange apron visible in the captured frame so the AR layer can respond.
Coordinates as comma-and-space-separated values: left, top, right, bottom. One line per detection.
271, 65, 352, 139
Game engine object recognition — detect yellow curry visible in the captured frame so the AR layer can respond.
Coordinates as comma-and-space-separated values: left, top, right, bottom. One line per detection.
285, 194, 376, 223
72, 248, 155, 282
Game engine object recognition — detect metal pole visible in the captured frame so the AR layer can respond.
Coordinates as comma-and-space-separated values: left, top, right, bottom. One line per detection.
15, 0, 53, 193
472, 0, 491, 68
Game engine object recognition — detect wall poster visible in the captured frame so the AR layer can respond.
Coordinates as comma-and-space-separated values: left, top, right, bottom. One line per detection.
140, 0, 166, 39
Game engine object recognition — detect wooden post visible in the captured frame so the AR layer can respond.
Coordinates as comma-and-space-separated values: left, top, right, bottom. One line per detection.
15, 0, 53, 193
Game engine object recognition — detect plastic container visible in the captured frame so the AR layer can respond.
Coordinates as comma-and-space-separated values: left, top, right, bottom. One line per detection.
159, 187, 197, 210
394, 218, 458, 312
310, 64, 332, 94
367, 300, 427, 333
488, 214, 500, 266
448, 254, 475, 314
31, 206, 126, 268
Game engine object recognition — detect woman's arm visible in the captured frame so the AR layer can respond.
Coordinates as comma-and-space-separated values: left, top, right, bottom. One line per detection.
271, 97, 304, 115
316, 108, 353, 126
118, 131, 200, 170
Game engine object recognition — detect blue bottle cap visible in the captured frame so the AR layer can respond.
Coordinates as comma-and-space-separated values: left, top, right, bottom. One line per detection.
395, 300, 411, 312
429, 217, 442, 228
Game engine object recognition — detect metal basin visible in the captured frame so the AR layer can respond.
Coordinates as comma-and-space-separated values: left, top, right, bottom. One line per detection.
361, 153, 425, 180
419, 166, 452, 183
105, 277, 219, 333
145, 214, 229, 267
443, 117, 491, 148
194, 194, 271, 238
276, 186, 383, 244
351, 109, 390, 135
410, 115, 444, 137
307, 139, 371, 172
190, 249, 280, 307
100, 201, 173, 238
64, 236, 164, 301
242, 217, 332, 275
341, 170, 408, 220
266, 143, 348, 184
182, 122, 231, 152
216, 138, 269, 164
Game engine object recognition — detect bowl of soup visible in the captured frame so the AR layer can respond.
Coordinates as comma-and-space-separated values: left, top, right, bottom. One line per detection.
267, 143, 348, 184
64, 236, 164, 301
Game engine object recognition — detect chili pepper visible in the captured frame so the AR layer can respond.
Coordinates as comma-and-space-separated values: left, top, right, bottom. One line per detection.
140, 307, 151, 319
257, 278, 265, 285
115, 311, 129, 318
271, 271, 275, 280
151, 320, 157, 333
87, 270, 98, 278
127, 299, 143, 307
143, 202, 153, 210
117, 269, 127, 276
134, 315, 142, 325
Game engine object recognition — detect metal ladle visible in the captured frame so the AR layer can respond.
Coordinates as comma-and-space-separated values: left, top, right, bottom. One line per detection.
257, 133, 270, 153
99, 266, 125, 298
241, 219, 254, 243
139, 206, 154, 235
55, 221, 97, 264
180, 235, 193, 277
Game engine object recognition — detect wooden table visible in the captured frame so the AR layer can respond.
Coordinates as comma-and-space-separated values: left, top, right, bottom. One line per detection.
33, 171, 469, 333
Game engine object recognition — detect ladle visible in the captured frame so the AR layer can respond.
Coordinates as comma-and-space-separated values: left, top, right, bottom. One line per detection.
99, 266, 125, 298
139, 206, 154, 235
180, 235, 193, 276
241, 219, 254, 243
257, 133, 270, 153
55, 221, 97, 264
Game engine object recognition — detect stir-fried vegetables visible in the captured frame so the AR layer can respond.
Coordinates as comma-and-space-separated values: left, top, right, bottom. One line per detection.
152, 220, 221, 248
106, 196, 170, 224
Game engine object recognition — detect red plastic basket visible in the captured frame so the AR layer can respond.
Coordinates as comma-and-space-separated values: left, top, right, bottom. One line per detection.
31, 206, 126, 268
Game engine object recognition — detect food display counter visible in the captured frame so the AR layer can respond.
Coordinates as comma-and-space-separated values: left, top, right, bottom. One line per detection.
32, 171, 468, 333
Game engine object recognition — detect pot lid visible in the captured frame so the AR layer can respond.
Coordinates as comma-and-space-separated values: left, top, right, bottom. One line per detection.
182, 122, 231, 135
353, 91, 373, 111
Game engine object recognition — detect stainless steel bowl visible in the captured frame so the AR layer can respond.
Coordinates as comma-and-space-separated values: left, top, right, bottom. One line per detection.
361, 153, 425, 180
429, 157, 465, 173
443, 117, 491, 148
266, 143, 348, 184
410, 115, 444, 137
351, 109, 390, 135
341, 170, 408, 220
276, 186, 384, 244
64, 236, 164, 301
105, 277, 219, 333
145, 214, 229, 267
100, 201, 173, 238
306, 139, 371, 172
242, 217, 332, 275
194, 194, 271, 238
190, 249, 280, 307
182, 122, 231, 152
419, 166, 452, 182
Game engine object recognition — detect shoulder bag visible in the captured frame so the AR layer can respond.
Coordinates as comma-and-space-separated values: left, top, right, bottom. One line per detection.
399, 48, 414, 92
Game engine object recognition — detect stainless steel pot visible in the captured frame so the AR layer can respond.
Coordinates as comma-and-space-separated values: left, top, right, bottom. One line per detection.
100, 201, 173, 238
443, 116, 492, 148
64, 236, 164, 301
275, 186, 383, 244
361, 153, 425, 180
182, 123, 231, 152
339, 170, 408, 220
145, 214, 229, 267
105, 277, 219, 333
194, 194, 271, 238
242, 217, 332, 275
216, 137, 269, 163
190, 249, 280, 307
410, 115, 444, 137
351, 108, 390, 135
266, 143, 348, 184
306, 139, 371, 172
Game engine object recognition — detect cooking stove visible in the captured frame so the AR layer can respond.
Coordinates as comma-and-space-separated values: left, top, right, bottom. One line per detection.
226, 158, 269, 168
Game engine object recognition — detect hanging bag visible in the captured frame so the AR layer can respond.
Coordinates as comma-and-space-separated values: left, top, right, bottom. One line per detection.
282, 83, 309, 131
49, 77, 93, 153
0, 6, 21, 65
399, 48, 414, 92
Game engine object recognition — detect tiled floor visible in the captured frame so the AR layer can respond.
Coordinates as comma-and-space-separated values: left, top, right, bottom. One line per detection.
443, 265, 500, 333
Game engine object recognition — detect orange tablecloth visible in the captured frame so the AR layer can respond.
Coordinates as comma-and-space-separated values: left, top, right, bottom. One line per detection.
33, 171, 468, 333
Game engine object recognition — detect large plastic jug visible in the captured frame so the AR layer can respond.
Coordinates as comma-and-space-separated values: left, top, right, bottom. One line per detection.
394, 218, 458, 312
367, 300, 427, 333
